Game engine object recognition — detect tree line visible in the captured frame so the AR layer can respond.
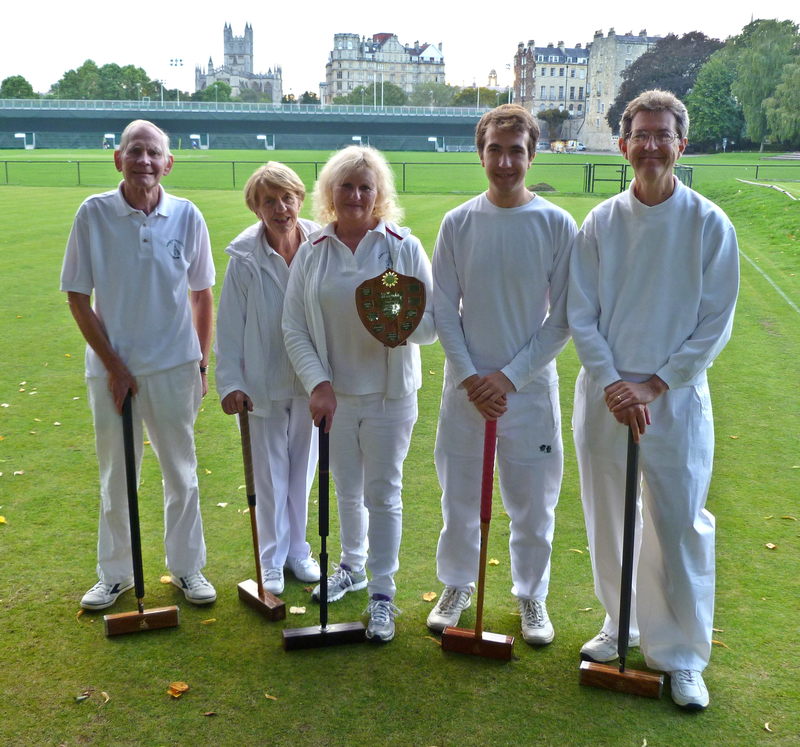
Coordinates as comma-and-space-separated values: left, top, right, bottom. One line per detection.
606, 20, 800, 150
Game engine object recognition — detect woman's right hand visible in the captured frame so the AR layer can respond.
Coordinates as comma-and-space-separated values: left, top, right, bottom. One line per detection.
310, 381, 336, 432
221, 390, 253, 415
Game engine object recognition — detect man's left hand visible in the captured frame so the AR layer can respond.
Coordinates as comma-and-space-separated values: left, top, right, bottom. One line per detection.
468, 371, 516, 405
604, 375, 668, 414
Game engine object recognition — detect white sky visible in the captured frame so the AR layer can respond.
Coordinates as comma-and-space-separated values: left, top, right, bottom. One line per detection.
3, 2, 798, 96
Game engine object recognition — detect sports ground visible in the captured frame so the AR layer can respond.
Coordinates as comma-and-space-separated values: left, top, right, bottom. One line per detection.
0, 149, 797, 745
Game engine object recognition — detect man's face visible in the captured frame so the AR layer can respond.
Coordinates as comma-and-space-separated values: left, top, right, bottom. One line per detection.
114, 124, 173, 191
619, 110, 686, 183
480, 124, 534, 195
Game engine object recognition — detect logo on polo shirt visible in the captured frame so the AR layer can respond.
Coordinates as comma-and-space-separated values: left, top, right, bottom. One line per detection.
167, 239, 184, 259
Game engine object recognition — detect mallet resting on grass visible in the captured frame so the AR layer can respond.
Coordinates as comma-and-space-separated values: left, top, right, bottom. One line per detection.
282, 421, 366, 650
579, 427, 663, 698
441, 419, 514, 660
236, 407, 286, 620
104, 392, 179, 636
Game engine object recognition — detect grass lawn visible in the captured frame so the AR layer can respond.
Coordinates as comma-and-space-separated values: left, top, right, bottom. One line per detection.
0, 157, 798, 745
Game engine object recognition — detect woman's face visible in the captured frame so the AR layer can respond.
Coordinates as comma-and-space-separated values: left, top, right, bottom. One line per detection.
255, 186, 301, 238
332, 166, 378, 226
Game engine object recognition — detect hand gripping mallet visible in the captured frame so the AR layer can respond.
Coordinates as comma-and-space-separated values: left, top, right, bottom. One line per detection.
579, 427, 664, 697
282, 419, 366, 650
236, 406, 286, 620
104, 391, 180, 636
441, 418, 515, 660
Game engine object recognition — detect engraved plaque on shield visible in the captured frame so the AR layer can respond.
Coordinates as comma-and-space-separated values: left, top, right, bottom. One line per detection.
355, 270, 426, 348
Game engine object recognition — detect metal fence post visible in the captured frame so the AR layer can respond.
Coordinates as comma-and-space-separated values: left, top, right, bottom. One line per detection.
77, 161, 81, 186
4, 161, 8, 185
232, 162, 236, 189
402, 163, 407, 193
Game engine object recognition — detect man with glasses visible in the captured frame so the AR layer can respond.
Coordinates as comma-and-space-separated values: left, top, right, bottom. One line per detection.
568, 90, 739, 710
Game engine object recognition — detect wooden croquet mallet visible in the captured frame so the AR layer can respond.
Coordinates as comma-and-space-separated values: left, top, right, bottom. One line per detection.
441, 418, 514, 660
282, 419, 366, 650
579, 427, 664, 697
103, 391, 180, 636
236, 406, 286, 620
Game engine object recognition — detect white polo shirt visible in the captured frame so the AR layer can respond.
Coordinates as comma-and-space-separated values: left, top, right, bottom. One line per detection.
60, 184, 215, 378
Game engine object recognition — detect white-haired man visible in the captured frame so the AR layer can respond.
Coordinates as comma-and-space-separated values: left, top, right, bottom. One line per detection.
61, 119, 217, 610
569, 90, 739, 710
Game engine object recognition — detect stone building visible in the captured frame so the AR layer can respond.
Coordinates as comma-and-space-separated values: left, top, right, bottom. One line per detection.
195, 24, 282, 102
513, 40, 589, 117
322, 33, 445, 104
581, 28, 660, 150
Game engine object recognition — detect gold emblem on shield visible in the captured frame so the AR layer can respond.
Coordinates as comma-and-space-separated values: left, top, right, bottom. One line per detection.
355, 270, 426, 348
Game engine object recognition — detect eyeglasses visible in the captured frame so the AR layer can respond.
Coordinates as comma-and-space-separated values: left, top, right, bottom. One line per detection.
627, 131, 682, 145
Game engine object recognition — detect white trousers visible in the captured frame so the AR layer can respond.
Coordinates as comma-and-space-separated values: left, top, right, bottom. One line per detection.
433, 379, 563, 600
248, 399, 317, 569
572, 368, 716, 672
87, 362, 206, 582
328, 392, 417, 599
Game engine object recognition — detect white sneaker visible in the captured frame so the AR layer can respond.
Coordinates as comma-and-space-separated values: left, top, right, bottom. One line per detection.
580, 630, 640, 662
170, 572, 216, 604
519, 598, 554, 645
81, 579, 134, 610
311, 565, 367, 603
365, 596, 400, 643
426, 585, 473, 633
285, 553, 321, 583
262, 568, 284, 595
670, 670, 709, 710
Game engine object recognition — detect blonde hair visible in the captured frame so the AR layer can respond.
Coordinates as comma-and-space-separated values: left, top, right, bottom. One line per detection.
243, 162, 306, 214
312, 146, 402, 225
119, 119, 171, 157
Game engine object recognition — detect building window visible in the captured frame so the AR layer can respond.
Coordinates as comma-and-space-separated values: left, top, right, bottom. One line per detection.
559, 86, 564, 99
578, 103, 583, 112
549, 86, 555, 99
569, 103, 574, 111
570, 69, 576, 78
578, 86, 584, 98
569, 86, 575, 100
541, 67, 546, 76
559, 67, 564, 76
550, 67, 555, 76
540, 85, 546, 97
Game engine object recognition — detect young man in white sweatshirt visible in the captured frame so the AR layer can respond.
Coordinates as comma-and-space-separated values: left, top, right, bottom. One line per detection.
428, 104, 576, 645
568, 90, 739, 710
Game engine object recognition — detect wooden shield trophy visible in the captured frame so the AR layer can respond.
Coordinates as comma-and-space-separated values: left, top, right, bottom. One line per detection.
355, 269, 426, 348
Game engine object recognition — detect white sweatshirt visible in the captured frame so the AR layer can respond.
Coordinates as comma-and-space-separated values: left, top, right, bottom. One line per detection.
432, 192, 576, 391
568, 179, 739, 389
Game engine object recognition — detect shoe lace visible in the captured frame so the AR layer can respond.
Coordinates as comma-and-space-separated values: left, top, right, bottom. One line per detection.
182, 572, 209, 591
328, 565, 350, 589
674, 670, 698, 686
521, 599, 546, 627
365, 599, 400, 623
437, 587, 469, 614
263, 568, 282, 582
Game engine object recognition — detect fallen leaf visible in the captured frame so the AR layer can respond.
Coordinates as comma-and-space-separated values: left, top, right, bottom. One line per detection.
764, 723, 773, 733
577, 607, 593, 612
65, 353, 72, 358
765, 543, 777, 550
264, 693, 278, 701
425, 635, 442, 646
642, 740, 648, 747
144, 440, 150, 445
13, 471, 24, 476
75, 694, 91, 703
200, 618, 216, 625
160, 575, 172, 584
303, 585, 314, 593
0, 517, 6, 525
216, 502, 229, 508
204, 468, 212, 475
729, 435, 739, 439
422, 591, 437, 602
76, 609, 84, 620
167, 681, 190, 698
428, 370, 437, 375
568, 548, 584, 554
73, 396, 80, 400
34, 418, 42, 422
712, 627, 724, 633
1, 404, 9, 408
19, 388, 25, 392
53, 422, 62, 427
19, 381, 26, 386
238, 484, 246, 490
781, 516, 797, 521
204, 711, 218, 717
289, 606, 306, 615
712, 639, 730, 649
100, 691, 110, 705
764, 515, 774, 520
488, 558, 500, 566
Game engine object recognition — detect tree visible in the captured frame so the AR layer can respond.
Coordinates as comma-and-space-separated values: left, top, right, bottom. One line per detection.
299, 91, 320, 105
451, 86, 502, 108
49, 60, 159, 100
685, 49, 745, 150
537, 108, 570, 141
765, 62, 800, 147
191, 81, 232, 103
1, 75, 37, 98
333, 81, 407, 106
607, 32, 723, 132
281, 93, 296, 103
407, 82, 457, 107
730, 19, 799, 145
